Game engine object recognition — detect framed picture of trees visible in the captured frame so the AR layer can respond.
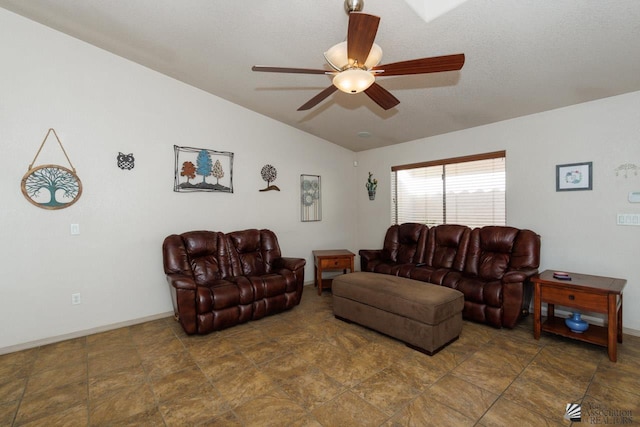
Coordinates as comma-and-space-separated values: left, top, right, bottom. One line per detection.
173, 145, 234, 193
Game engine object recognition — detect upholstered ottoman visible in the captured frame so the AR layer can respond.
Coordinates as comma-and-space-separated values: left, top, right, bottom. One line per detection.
332, 272, 464, 355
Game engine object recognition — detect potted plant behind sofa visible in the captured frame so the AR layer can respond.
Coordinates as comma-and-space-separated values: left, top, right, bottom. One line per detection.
366, 172, 378, 200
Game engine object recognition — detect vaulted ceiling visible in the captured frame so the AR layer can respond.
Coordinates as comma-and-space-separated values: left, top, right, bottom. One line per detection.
2, 0, 640, 151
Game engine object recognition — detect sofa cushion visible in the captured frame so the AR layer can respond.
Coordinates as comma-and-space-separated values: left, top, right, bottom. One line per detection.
382, 223, 428, 264
182, 231, 228, 285
426, 224, 471, 270
455, 277, 502, 306
227, 229, 284, 277
465, 226, 519, 280
227, 229, 267, 276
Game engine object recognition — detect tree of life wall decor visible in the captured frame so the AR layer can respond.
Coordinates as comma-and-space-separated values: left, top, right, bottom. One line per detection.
21, 128, 82, 210
174, 145, 234, 193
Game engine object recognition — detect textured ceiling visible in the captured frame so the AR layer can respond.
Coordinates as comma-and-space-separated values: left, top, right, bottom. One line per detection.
1, 0, 640, 152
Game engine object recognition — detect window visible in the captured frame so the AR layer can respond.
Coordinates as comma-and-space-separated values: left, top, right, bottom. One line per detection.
391, 151, 506, 227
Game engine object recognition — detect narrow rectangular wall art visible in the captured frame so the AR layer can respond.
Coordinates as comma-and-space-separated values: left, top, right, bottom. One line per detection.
301, 174, 321, 221
174, 145, 233, 193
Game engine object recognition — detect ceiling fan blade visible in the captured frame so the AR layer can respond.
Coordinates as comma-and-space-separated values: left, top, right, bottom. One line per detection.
364, 83, 400, 110
373, 54, 465, 76
298, 85, 339, 111
347, 13, 380, 67
252, 66, 329, 75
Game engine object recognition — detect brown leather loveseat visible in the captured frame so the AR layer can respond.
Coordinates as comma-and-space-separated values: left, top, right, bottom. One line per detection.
359, 223, 540, 328
162, 229, 306, 335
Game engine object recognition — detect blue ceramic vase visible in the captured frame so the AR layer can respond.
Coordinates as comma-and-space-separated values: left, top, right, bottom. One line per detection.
565, 312, 589, 333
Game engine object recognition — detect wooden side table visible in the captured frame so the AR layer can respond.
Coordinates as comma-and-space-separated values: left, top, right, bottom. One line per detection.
532, 270, 626, 362
312, 250, 355, 295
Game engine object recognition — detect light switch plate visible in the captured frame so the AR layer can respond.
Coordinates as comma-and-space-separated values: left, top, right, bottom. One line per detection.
70, 224, 80, 235
617, 213, 640, 226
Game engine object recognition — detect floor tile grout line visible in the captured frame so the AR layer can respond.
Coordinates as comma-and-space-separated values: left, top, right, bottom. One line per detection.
9, 346, 40, 427
470, 343, 546, 425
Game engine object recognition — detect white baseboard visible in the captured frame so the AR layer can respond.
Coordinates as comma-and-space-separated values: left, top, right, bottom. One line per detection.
0, 311, 174, 356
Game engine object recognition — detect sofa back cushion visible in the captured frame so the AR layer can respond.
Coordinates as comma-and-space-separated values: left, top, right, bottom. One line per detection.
382, 223, 428, 264
464, 226, 520, 280
162, 231, 229, 286
425, 224, 471, 271
227, 229, 282, 277
510, 229, 541, 270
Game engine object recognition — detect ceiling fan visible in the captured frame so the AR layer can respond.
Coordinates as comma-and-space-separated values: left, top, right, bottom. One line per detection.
252, 0, 465, 111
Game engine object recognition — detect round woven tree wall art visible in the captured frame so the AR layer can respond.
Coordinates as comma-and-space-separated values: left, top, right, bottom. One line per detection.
21, 128, 82, 210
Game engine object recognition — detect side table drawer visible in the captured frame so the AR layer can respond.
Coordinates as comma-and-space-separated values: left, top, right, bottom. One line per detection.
320, 257, 352, 270
541, 286, 608, 312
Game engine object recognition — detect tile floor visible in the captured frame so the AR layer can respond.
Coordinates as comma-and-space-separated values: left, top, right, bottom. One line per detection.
1, 290, 639, 426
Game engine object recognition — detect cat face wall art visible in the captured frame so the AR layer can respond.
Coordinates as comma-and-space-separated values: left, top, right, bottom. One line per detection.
117, 152, 135, 170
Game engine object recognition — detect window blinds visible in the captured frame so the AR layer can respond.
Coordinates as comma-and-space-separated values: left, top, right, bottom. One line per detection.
391, 152, 506, 227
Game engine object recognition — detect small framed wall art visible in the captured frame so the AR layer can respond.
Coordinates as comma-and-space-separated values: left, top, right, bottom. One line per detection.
556, 162, 593, 191
300, 174, 321, 221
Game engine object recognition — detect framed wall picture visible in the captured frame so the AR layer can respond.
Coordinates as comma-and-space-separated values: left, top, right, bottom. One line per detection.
174, 145, 234, 193
556, 162, 593, 191
301, 174, 321, 221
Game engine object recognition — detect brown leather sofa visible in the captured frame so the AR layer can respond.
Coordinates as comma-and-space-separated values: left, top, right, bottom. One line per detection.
162, 229, 306, 334
359, 223, 540, 328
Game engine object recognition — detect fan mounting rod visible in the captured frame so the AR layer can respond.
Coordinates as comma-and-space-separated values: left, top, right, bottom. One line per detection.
344, 0, 364, 14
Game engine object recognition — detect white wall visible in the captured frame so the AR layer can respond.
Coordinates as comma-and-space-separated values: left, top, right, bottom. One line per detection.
355, 91, 640, 333
0, 9, 358, 352
3, 7, 639, 353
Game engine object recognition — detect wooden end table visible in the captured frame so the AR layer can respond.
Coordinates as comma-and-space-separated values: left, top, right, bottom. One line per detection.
312, 250, 355, 295
532, 270, 626, 362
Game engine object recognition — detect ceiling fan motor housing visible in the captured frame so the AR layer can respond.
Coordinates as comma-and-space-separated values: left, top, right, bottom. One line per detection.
345, 0, 364, 14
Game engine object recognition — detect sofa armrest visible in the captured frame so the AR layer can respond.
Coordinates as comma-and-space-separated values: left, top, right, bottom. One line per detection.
166, 273, 197, 290
503, 268, 538, 319
273, 257, 306, 303
165, 273, 197, 334
359, 249, 382, 271
274, 257, 306, 272
502, 268, 538, 284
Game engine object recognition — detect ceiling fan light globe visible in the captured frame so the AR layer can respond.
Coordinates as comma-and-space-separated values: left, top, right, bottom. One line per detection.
324, 41, 349, 70
325, 41, 383, 70
364, 44, 383, 68
333, 69, 375, 94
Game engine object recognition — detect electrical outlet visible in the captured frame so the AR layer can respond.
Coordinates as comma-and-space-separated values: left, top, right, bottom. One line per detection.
71, 293, 81, 305
70, 224, 80, 235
